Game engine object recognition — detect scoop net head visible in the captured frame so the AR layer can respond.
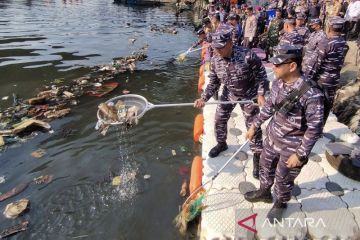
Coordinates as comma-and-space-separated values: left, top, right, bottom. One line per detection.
97, 94, 149, 125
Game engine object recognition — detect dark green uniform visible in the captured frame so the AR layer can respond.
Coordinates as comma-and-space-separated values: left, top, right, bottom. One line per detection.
266, 18, 284, 57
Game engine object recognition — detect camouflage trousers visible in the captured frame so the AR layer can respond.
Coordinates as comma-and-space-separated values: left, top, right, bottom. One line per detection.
214, 86, 263, 154
259, 137, 305, 203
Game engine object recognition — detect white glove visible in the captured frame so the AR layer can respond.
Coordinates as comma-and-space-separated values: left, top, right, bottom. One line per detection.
249, 37, 253, 42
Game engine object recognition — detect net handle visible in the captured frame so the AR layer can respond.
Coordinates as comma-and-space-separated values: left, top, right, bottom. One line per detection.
148, 100, 255, 109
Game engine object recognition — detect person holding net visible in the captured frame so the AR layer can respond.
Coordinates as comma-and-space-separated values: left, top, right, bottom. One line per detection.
194, 27, 269, 179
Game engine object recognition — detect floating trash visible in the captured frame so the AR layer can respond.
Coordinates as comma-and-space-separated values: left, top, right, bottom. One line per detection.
3, 198, 29, 219
0, 220, 29, 238
179, 179, 188, 197
112, 176, 122, 186
33, 175, 53, 184
31, 148, 46, 158
143, 174, 151, 180
0, 182, 30, 202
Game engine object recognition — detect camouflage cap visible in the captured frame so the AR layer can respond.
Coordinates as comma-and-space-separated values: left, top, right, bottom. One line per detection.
269, 44, 303, 64
227, 13, 237, 20
296, 13, 306, 20
209, 12, 221, 19
329, 16, 345, 29
211, 29, 232, 49
308, 18, 321, 25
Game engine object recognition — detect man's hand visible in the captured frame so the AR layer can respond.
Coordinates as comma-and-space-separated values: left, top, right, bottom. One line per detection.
194, 98, 206, 108
249, 37, 253, 42
286, 154, 303, 168
257, 95, 265, 107
246, 125, 256, 141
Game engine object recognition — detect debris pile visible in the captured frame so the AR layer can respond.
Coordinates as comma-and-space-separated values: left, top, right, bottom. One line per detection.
96, 100, 139, 135
150, 25, 178, 34
0, 48, 148, 150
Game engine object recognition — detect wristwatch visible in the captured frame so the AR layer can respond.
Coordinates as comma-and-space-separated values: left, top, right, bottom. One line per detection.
295, 153, 308, 162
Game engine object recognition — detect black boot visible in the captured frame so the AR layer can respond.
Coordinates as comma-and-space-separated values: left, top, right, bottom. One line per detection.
208, 142, 228, 158
252, 153, 260, 179
266, 201, 287, 224
244, 188, 273, 203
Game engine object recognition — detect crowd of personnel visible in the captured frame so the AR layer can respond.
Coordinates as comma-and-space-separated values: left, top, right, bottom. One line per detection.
192, 0, 359, 223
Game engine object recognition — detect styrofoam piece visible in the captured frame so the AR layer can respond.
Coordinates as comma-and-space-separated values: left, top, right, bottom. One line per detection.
326, 112, 338, 123
295, 160, 329, 190
299, 189, 360, 239
200, 189, 254, 240
341, 190, 360, 228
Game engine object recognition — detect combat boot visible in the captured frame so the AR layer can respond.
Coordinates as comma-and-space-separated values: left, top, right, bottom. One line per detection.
244, 188, 273, 203
208, 142, 228, 158
266, 201, 287, 224
252, 153, 260, 179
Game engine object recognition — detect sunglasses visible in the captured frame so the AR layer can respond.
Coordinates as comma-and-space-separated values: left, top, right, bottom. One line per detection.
273, 61, 293, 67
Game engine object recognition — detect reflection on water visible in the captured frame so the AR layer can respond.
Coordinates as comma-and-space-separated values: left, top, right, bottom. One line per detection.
0, 1, 200, 239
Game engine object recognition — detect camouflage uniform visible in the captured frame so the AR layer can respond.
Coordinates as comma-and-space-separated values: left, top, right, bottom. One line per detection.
302, 28, 326, 73
253, 76, 324, 203
266, 18, 284, 57
303, 17, 348, 118
295, 26, 310, 42
201, 46, 269, 154
279, 30, 304, 45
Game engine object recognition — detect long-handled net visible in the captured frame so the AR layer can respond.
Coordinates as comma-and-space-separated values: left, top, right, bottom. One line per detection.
174, 140, 249, 234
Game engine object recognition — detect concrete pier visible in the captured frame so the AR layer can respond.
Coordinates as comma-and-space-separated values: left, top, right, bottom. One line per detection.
199, 55, 360, 239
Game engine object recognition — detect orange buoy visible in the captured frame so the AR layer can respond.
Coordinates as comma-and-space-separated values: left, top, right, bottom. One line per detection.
198, 75, 205, 92
189, 156, 203, 199
193, 114, 204, 142
199, 64, 205, 77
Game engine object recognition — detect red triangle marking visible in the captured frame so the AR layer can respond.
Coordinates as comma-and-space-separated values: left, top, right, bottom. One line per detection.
237, 213, 257, 233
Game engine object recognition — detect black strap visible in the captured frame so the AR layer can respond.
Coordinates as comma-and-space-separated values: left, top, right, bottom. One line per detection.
270, 80, 315, 114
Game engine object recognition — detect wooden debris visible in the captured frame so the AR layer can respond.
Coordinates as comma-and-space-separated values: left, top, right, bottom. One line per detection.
3, 199, 29, 219
44, 108, 71, 119
0, 182, 30, 202
12, 119, 51, 135
33, 175, 53, 184
0, 221, 29, 239
27, 96, 46, 105
98, 103, 117, 121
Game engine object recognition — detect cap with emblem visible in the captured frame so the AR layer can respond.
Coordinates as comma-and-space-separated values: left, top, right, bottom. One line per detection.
329, 16, 345, 29
308, 18, 321, 25
211, 30, 232, 49
269, 44, 303, 64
